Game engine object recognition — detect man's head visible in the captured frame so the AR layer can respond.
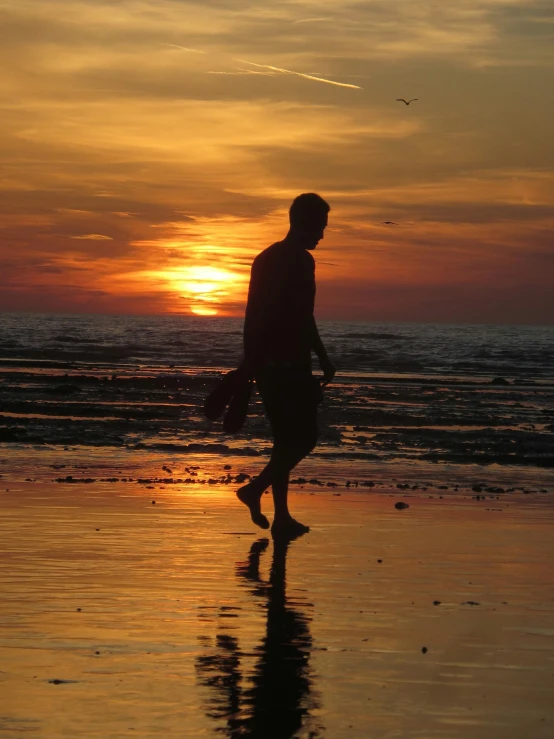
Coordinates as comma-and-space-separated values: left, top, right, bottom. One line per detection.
288, 193, 330, 250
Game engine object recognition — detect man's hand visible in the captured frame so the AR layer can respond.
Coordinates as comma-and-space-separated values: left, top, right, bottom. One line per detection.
319, 356, 336, 386
310, 317, 335, 386
236, 360, 255, 380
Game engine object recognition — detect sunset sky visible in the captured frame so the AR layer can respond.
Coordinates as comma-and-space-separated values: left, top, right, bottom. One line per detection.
1, 0, 553, 323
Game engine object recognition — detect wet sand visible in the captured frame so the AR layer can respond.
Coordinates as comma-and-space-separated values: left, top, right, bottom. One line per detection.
1, 481, 553, 738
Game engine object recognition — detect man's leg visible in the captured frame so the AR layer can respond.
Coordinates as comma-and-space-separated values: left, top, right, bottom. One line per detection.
236, 368, 317, 531
237, 443, 305, 497
237, 440, 314, 532
272, 467, 290, 521
270, 463, 310, 538
236, 445, 306, 529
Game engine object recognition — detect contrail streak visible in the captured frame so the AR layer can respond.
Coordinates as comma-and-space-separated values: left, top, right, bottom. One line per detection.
236, 59, 362, 89
207, 69, 276, 76
164, 44, 205, 54
292, 17, 332, 24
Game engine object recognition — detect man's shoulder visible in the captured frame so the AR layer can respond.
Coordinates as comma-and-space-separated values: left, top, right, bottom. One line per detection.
254, 242, 314, 269
301, 249, 315, 269
253, 241, 283, 264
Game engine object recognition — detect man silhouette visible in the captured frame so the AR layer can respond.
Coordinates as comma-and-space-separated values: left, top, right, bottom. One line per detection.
236, 193, 335, 538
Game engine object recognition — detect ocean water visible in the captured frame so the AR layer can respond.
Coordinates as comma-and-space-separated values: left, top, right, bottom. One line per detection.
0, 312, 553, 494
1, 312, 553, 377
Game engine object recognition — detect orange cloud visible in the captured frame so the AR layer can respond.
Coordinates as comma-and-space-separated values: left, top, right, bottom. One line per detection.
0, 0, 553, 323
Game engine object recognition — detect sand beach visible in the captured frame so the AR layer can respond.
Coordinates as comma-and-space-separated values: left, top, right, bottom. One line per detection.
1, 475, 553, 738
1, 315, 554, 737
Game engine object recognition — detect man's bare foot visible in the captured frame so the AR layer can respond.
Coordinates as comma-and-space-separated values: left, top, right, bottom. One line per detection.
237, 476, 268, 497
236, 486, 270, 529
271, 517, 310, 540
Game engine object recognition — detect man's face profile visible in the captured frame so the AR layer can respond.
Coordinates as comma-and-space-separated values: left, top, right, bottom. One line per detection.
301, 215, 328, 251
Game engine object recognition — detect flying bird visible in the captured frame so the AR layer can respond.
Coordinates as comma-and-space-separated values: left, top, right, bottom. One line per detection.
381, 221, 398, 225
396, 98, 418, 105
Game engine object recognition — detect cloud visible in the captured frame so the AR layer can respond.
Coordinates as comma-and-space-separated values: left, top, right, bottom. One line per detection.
292, 17, 333, 25
0, 0, 553, 321
316, 276, 554, 324
71, 233, 113, 240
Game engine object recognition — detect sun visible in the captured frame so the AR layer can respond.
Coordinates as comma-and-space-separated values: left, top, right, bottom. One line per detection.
169, 265, 239, 315
191, 305, 218, 316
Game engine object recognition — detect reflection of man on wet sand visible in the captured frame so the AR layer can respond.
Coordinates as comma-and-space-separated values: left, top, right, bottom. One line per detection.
236, 193, 336, 538
195, 538, 322, 738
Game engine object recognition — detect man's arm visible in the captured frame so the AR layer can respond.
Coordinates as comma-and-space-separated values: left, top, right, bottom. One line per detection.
242, 314, 267, 376
309, 315, 335, 386
241, 257, 269, 376
304, 252, 335, 385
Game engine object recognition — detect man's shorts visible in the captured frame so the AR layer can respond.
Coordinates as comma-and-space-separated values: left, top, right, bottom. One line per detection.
255, 365, 322, 449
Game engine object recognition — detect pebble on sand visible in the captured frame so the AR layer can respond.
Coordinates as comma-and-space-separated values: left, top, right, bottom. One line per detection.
394, 501, 410, 510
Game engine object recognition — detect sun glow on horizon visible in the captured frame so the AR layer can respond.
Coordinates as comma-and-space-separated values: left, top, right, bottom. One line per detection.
165, 265, 243, 316
191, 305, 218, 316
